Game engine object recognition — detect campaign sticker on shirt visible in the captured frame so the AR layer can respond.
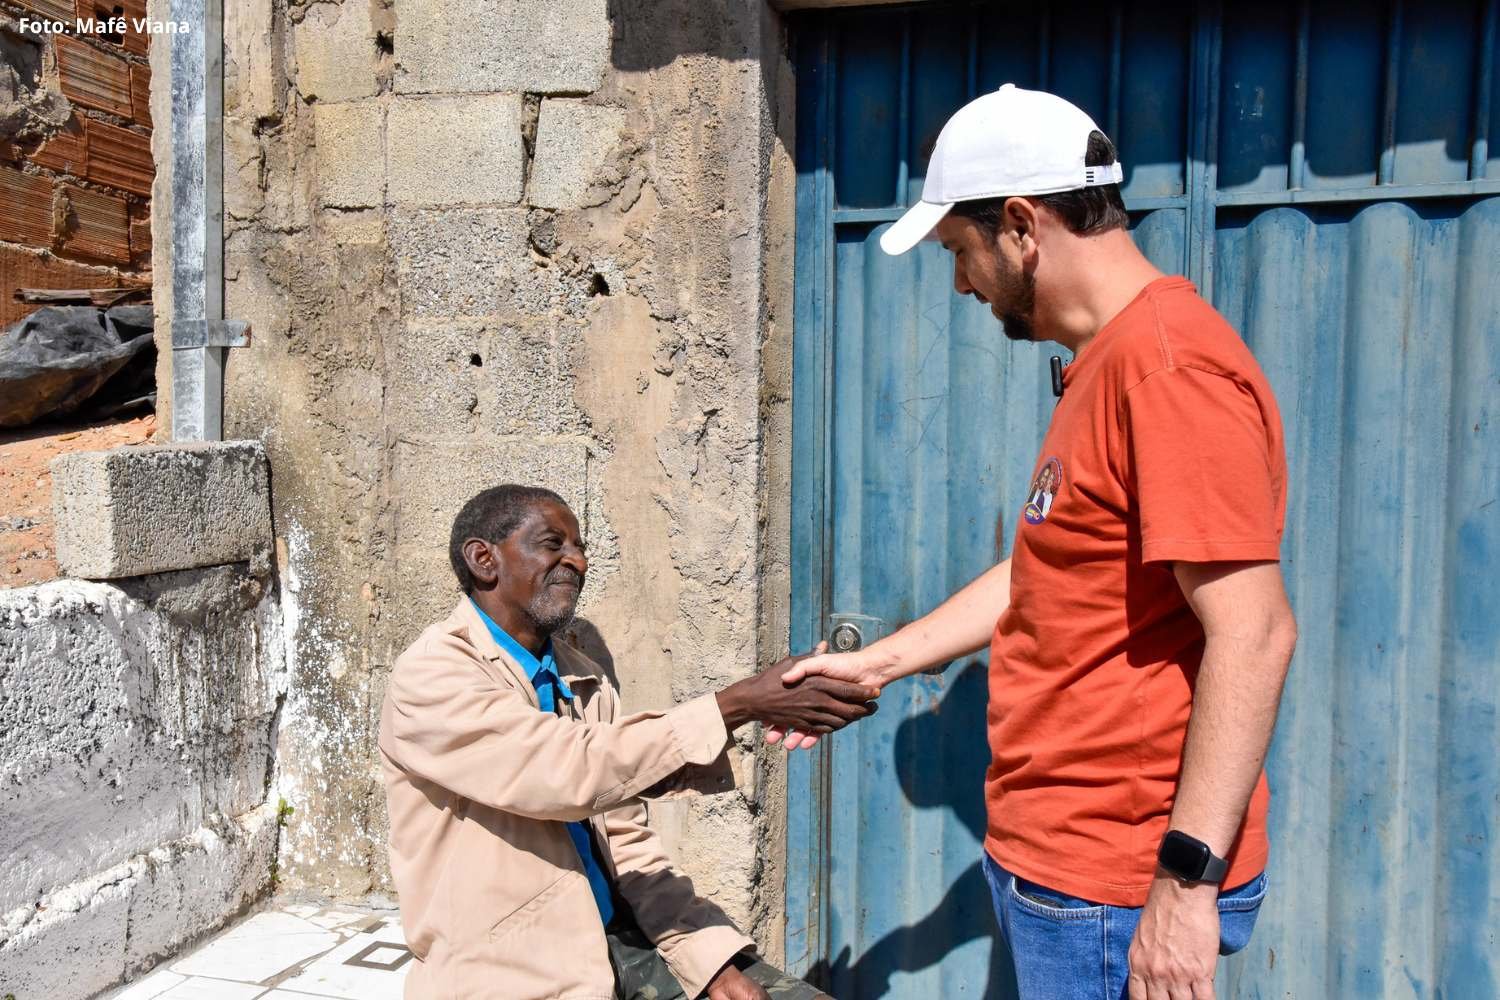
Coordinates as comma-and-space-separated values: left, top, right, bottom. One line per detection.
1023, 456, 1063, 525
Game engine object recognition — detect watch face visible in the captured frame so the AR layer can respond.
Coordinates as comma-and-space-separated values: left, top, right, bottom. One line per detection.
1159, 832, 1211, 880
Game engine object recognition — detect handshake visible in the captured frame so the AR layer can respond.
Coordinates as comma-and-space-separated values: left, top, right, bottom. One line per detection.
713, 643, 886, 750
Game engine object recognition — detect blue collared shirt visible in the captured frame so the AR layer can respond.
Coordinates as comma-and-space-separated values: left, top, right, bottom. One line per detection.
471, 599, 615, 927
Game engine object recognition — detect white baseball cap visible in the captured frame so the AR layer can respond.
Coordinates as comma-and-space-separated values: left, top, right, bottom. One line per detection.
880, 84, 1124, 256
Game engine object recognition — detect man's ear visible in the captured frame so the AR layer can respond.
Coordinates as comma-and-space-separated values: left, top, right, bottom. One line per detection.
1005, 197, 1043, 271
1004, 196, 1040, 247
462, 538, 501, 588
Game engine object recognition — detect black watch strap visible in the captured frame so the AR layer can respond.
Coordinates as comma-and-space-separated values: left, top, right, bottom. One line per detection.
1158, 830, 1229, 885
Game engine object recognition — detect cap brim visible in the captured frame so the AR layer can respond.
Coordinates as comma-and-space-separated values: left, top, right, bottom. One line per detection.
879, 200, 953, 255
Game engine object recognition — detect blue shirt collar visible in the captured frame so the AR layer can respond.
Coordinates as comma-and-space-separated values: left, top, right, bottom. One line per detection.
470, 598, 572, 700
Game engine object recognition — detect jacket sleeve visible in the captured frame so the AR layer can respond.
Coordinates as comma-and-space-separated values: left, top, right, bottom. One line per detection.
604, 801, 756, 999
379, 632, 730, 822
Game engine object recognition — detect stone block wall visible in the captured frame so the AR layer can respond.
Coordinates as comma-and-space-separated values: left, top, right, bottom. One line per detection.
0, 0, 153, 326
149, 0, 798, 953
0, 566, 287, 1000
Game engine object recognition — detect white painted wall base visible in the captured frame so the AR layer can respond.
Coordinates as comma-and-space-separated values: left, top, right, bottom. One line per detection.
0, 568, 286, 1000
1, 805, 279, 1000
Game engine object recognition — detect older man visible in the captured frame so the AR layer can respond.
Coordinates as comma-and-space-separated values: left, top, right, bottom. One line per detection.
379, 484, 873, 1000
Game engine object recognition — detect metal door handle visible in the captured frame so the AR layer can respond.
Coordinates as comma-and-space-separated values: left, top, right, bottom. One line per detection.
826, 613, 887, 655
830, 622, 863, 652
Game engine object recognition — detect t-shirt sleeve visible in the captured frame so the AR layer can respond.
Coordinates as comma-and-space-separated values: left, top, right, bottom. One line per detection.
1123, 366, 1282, 565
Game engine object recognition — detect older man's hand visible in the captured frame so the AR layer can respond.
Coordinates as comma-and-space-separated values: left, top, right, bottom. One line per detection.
764, 644, 895, 750
715, 645, 880, 736
706, 962, 772, 1000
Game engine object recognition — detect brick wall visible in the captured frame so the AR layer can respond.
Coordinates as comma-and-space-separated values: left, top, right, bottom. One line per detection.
0, 0, 152, 327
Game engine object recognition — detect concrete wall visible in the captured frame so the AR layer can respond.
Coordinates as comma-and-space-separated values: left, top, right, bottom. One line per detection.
0, 565, 287, 1000
149, 0, 799, 953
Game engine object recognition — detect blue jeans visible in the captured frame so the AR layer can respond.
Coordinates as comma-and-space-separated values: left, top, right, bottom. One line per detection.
982, 852, 1268, 1000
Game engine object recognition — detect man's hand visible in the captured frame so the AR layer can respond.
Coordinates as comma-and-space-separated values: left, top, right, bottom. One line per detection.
763, 645, 894, 751
716, 647, 879, 736
779, 644, 893, 689
764, 557, 1015, 752
1127, 872, 1220, 999
705, 960, 771, 1000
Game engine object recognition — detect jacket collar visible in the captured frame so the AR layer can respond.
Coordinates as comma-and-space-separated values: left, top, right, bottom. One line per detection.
445, 597, 600, 692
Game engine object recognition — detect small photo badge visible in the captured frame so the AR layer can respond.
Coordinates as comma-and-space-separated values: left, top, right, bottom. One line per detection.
1023, 457, 1063, 525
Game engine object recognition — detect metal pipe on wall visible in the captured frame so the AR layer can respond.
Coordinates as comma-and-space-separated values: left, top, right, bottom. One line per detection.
168, 0, 228, 441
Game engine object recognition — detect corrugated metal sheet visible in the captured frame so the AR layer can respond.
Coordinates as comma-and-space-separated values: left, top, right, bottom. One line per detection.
788, 2, 1500, 997
1215, 197, 1500, 998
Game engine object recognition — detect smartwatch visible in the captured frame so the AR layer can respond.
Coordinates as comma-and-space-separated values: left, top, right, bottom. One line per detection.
1157, 830, 1229, 885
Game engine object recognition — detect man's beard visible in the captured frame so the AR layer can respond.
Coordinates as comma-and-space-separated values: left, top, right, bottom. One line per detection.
527, 568, 583, 635
995, 264, 1037, 343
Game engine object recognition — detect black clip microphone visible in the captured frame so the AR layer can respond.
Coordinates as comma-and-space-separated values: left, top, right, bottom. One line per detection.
1050, 356, 1065, 398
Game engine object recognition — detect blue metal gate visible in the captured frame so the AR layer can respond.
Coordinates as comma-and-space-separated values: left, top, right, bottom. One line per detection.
787, 2, 1500, 997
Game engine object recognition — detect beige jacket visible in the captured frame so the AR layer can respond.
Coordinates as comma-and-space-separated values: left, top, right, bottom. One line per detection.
379, 599, 754, 1000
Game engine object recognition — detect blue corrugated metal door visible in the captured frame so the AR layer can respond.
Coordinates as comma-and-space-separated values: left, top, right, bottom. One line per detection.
787, 2, 1500, 997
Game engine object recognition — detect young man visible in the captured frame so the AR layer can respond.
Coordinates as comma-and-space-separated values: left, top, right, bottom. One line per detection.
776, 86, 1298, 999
380, 485, 875, 1000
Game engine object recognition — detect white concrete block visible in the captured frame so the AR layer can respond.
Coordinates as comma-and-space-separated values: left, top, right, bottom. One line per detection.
294, 0, 379, 103
224, 0, 283, 121
395, 0, 608, 95
315, 101, 385, 208
50, 441, 272, 579
529, 99, 627, 209
387, 94, 523, 206
389, 208, 554, 318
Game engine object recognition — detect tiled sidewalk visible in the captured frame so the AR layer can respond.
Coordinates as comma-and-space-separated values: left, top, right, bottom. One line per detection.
103, 904, 410, 1000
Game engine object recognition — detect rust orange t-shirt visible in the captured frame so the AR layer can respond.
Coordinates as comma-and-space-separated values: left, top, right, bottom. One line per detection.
985, 275, 1287, 907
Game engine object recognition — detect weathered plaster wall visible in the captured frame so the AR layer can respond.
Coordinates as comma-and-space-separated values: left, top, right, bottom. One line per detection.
0, 566, 286, 1000
149, 0, 798, 953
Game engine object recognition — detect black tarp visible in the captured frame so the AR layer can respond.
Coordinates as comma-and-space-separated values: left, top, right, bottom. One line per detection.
0, 305, 156, 429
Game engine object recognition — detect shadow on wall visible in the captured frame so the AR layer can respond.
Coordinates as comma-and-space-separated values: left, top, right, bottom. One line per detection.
606, 0, 797, 169
607, 0, 765, 70
560, 616, 621, 692
809, 661, 1020, 999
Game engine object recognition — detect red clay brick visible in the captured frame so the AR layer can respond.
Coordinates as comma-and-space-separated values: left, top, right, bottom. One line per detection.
56, 35, 134, 118
127, 200, 151, 267
31, 117, 88, 176
0, 167, 54, 250
74, 0, 150, 55
130, 63, 152, 127
83, 119, 153, 196
57, 183, 130, 264
12, 0, 74, 22
0, 245, 125, 326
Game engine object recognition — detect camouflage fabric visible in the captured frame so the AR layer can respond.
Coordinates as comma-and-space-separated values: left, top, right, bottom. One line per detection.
607, 921, 829, 1000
